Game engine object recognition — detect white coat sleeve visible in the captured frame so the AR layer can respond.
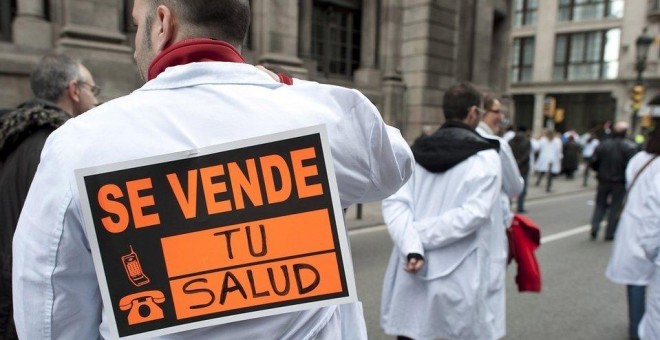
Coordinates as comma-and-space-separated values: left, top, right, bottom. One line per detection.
12, 132, 102, 339
638, 174, 660, 262
382, 176, 425, 258
286, 80, 414, 207
499, 142, 523, 200
413, 154, 501, 249
352, 98, 414, 203
326, 95, 414, 208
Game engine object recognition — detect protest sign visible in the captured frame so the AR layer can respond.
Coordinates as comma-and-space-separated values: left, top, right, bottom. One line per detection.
76, 126, 356, 339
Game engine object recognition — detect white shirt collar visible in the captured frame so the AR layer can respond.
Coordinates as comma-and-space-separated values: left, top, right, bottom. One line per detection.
139, 62, 281, 91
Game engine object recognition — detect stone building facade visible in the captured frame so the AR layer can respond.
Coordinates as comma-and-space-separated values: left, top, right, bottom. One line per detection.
508, 0, 660, 134
1, 0, 511, 141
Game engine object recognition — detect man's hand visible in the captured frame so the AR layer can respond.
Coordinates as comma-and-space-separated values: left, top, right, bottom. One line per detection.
404, 253, 424, 273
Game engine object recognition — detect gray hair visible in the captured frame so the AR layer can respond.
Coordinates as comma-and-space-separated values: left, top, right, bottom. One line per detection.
30, 54, 82, 103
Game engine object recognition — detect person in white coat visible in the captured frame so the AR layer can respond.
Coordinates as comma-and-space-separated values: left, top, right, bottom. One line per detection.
12, 1, 414, 339
476, 94, 523, 339
534, 130, 562, 192
638, 171, 660, 340
381, 83, 502, 340
606, 124, 660, 340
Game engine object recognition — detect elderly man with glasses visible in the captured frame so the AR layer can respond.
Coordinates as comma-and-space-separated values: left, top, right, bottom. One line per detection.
0, 53, 99, 340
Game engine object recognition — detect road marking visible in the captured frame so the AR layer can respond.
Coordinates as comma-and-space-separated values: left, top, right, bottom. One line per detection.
348, 223, 593, 245
348, 224, 386, 236
541, 224, 590, 244
526, 191, 594, 207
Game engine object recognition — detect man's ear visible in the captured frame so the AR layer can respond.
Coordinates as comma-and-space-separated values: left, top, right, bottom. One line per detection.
466, 106, 478, 126
155, 5, 176, 52
67, 80, 81, 103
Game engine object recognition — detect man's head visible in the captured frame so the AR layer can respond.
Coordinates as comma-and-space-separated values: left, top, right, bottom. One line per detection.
442, 82, 483, 129
481, 94, 505, 134
612, 121, 630, 137
132, 0, 250, 80
30, 54, 99, 117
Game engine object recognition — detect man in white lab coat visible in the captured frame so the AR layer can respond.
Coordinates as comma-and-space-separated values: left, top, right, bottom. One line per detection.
476, 94, 523, 339
12, 0, 414, 339
381, 83, 502, 340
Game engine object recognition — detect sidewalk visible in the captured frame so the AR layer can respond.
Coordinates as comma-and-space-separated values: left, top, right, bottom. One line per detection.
344, 169, 597, 230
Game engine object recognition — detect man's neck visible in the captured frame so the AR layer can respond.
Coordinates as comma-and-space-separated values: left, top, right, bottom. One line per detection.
55, 98, 74, 117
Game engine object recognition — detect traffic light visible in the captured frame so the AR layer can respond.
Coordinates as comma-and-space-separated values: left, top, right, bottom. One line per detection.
631, 85, 645, 111
554, 108, 565, 123
544, 97, 556, 118
641, 113, 653, 128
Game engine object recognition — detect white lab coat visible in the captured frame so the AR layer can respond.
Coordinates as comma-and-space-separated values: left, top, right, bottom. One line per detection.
12, 62, 414, 339
533, 136, 562, 174
380, 149, 502, 340
606, 152, 660, 285
635, 170, 660, 340
477, 124, 523, 339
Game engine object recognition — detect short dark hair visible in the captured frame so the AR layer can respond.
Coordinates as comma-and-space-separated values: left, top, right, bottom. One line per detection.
646, 118, 660, 154
30, 54, 81, 103
151, 0, 250, 48
442, 82, 482, 121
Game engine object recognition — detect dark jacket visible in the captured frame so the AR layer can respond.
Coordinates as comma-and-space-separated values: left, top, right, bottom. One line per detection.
0, 99, 70, 340
590, 136, 639, 184
509, 132, 531, 176
411, 121, 499, 173
561, 140, 581, 172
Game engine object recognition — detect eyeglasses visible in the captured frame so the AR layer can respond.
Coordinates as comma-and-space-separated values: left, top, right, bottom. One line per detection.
474, 107, 487, 116
488, 109, 503, 114
77, 81, 101, 96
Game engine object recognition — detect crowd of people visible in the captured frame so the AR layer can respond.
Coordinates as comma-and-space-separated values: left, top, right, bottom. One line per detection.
0, 1, 659, 340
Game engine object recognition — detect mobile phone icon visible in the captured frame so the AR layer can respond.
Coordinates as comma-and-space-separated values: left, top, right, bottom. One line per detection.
122, 245, 150, 287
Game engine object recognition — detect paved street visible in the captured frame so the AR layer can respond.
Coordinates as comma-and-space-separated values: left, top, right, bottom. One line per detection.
346, 172, 631, 339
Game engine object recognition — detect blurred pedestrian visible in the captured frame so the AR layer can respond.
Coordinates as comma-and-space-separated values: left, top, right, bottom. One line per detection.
381, 83, 501, 339
534, 130, 562, 192
589, 121, 638, 241
509, 125, 532, 213
477, 94, 523, 339
606, 120, 660, 340
582, 135, 600, 187
561, 135, 580, 179
12, 1, 414, 339
0, 53, 98, 340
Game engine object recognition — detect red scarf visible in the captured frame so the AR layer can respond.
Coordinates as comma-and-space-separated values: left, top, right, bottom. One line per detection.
147, 38, 293, 85
148, 39, 246, 81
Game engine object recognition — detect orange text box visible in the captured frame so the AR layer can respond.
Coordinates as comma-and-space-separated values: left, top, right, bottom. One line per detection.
169, 252, 344, 319
161, 209, 336, 278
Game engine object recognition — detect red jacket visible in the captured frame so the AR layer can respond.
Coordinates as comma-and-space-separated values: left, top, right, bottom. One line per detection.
507, 214, 542, 292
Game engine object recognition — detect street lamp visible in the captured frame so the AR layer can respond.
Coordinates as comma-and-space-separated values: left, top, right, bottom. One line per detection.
631, 28, 654, 131
635, 28, 653, 83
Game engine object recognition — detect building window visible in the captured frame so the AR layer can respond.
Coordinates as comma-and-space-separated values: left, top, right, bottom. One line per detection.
558, 0, 624, 22
511, 37, 535, 83
311, 0, 361, 78
0, 0, 17, 42
651, 0, 660, 11
553, 29, 621, 81
514, 0, 538, 26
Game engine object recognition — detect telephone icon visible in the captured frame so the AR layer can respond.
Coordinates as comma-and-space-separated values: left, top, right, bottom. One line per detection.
122, 245, 150, 287
119, 290, 166, 325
